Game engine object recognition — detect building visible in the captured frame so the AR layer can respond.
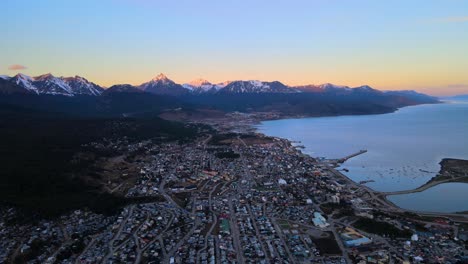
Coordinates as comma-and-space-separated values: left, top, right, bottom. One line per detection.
312, 212, 329, 228
340, 227, 372, 247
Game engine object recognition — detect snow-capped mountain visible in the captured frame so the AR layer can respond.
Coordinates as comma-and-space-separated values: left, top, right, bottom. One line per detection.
294, 83, 382, 95
62, 76, 104, 96
139, 73, 189, 96
0, 72, 438, 109
182, 78, 223, 93
216, 81, 232, 89
0, 75, 33, 94
0, 73, 104, 96
33, 73, 78, 96
319, 83, 351, 91
218, 80, 298, 94
10, 73, 38, 94
352, 85, 382, 93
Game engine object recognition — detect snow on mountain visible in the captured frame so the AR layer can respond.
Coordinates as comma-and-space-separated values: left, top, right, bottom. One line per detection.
11, 73, 39, 94
216, 81, 232, 88
293, 84, 324, 93
0, 73, 436, 105
33, 73, 75, 96
353, 85, 380, 93
181, 84, 194, 91
294, 83, 385, 94
356, 85, 373, 90
182, 78, 223, 93
319, 83, 351, 91
188, 78, 211, 87
62, 76, 104, 96
151, 73, 172, 83
219, 80, 297, 94
139, 73, 190, 96
0, 73, 104, 96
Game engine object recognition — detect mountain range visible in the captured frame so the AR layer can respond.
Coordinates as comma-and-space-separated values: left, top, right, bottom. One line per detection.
0, 72, 437, 99
0, 72, 440, 119
0, 73, 103, 96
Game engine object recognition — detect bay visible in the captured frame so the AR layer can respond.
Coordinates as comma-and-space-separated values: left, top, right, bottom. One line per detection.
257, 101, 468, 212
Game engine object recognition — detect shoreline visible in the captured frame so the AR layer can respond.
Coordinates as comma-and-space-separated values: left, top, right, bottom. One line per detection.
249, 117, 468, 222
252, 101, 443, 124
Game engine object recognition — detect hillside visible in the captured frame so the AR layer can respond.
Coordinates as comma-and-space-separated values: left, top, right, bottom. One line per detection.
0, 104, 203, 217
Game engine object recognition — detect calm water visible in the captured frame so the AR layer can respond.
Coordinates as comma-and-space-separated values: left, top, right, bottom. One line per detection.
257, 101, 468, 212
387, 183, 468, 213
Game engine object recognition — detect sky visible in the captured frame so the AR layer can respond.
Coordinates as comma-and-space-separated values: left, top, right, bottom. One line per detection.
1, 0, 468, 96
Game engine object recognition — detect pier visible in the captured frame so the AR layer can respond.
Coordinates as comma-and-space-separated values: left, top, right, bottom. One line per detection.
329, 149, 367, 163
338, 149, 367, 163
325, 150, 368, 164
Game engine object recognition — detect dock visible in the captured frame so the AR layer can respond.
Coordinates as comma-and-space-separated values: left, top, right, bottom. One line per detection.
338, 149, 367, 163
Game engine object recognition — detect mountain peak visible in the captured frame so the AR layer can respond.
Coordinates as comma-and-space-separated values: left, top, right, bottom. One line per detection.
14, 73, 33, 81
320, 83, 349, 89
63, 75, 89, 82
188, 78, 212, 86
74, 75, 87, 80
34, 73, 55, 80
216, 81, 232, 88
152, 73, 170, 81
219, 80, 296, 93
354, 85, 381, 93
140, 74, 188, 95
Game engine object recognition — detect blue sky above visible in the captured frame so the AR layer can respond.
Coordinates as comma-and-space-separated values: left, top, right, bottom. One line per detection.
1, 0, 468, 95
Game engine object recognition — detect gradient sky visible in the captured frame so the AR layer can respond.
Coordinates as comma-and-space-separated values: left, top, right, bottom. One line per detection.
2, 0, 468, 95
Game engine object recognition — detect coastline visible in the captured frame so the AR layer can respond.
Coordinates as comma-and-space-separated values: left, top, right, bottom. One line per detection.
252, 101, 444, 123
248, 110, 468, 222
273, 133, 468, 221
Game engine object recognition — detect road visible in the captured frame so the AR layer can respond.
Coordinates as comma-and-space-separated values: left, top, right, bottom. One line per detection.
164, 218, 200, 263
102, 205, 135, 263
228, 197, 245, 264
196, 182, 221, 262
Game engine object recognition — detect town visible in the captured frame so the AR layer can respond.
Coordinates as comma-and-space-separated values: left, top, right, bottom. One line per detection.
1, 118, 467, 264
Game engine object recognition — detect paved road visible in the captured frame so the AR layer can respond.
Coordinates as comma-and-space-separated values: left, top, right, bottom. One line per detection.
103, 205, 135, 263
197, 182, 221, 262
228, 197, 245, 264
164, 218, 200, 263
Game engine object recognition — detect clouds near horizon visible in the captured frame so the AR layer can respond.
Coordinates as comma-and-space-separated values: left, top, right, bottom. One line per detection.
8, 64, 27, 71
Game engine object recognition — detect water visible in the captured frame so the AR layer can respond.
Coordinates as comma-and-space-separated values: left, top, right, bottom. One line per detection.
257, 101, 468, 212
387, 183, 468, 213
